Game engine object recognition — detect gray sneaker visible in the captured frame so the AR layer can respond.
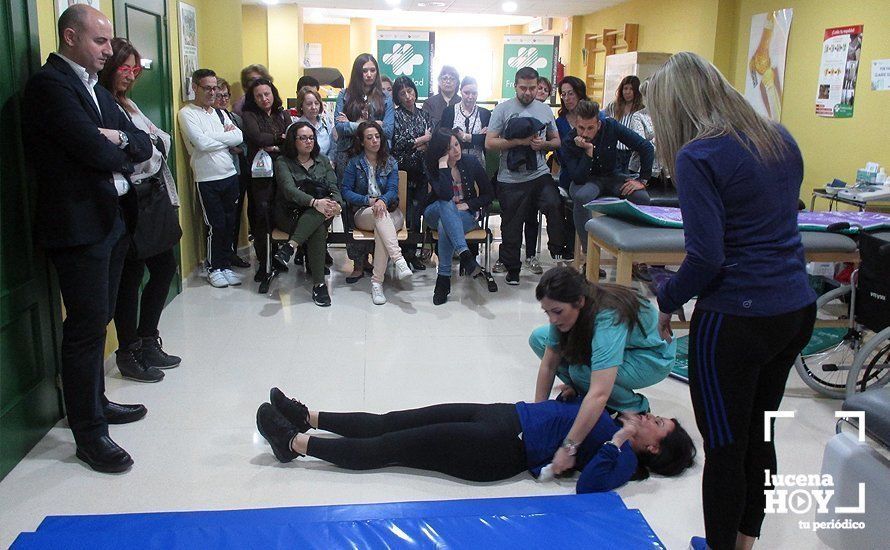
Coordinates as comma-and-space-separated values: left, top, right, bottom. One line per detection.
524, 256, 543, 274
492, 260, 507, 273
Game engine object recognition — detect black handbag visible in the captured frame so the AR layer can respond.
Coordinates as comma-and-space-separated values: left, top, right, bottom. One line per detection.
130, 174, 182, 259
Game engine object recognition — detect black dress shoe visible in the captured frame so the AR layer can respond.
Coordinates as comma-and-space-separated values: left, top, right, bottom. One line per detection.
230, 255, 251, 268
344, 271, 364, 284
103, 401, 148, 424
75, 435, 134, 473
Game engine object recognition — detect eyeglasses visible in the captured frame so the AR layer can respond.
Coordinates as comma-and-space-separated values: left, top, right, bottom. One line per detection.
117, 65, 143, 78
197, 85, 220, 92
440, 75, 457, 82
217, 92, 230, 99
560, 89, 576, 97
296, 135, 316, 142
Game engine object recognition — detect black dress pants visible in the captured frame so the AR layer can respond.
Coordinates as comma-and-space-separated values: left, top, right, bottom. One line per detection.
48, 213, 129, 444
497, 174, 565, 271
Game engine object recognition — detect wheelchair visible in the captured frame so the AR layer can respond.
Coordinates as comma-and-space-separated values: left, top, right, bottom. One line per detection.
794, 229, 890, 398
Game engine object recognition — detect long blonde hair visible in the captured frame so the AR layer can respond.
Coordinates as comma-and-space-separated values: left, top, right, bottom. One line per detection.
643, 52, 788, 178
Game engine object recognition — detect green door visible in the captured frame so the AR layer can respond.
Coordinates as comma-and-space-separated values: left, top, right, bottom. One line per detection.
0, 0, 65, 480
114, 0, 182, 299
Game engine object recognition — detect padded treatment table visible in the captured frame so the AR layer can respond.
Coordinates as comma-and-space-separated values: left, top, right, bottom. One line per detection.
583, 215, 860, 328
12, 493, 667, 549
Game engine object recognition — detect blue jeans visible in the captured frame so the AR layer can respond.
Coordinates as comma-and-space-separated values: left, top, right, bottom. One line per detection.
424, 200, 478, 276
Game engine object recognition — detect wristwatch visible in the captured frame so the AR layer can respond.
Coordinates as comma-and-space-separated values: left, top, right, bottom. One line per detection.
603, 440, 621, 453
117, 130, 129, 149
561, 437, 579, 456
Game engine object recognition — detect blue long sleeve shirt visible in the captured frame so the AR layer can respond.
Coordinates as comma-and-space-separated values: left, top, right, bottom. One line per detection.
656, 127, 816, 317
515, 400, 638, 494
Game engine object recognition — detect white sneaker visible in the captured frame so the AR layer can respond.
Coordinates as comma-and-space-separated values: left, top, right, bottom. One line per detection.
207, 269, 229, 288
371, 282, 387, 305
394, 258, 413, 281
221, 269, 242, 286
525, 256, 543, 274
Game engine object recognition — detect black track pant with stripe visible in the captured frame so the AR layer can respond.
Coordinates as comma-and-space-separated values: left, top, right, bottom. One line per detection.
688, 304, 815, 550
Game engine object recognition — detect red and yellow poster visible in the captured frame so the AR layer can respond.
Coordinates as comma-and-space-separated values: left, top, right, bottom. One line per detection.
815, 25, 863, 118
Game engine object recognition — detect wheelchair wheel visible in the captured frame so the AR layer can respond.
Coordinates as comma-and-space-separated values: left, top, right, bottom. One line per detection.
793, 285, 890, 398
795, 329, 890, 398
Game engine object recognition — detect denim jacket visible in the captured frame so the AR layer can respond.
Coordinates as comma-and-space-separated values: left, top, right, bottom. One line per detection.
341, 154, 399, 209
561, 113, 654, 184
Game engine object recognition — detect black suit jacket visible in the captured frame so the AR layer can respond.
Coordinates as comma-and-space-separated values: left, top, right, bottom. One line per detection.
22, 54, 152, 249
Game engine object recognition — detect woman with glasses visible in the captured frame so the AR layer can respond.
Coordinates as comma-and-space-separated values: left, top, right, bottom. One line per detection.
422, 65, 460, 129
439, 76, 491, 167
242, 77, 291, 292
98, 38, 181, 383
296, 86, 335, 159
271, 122, 343, 307
334, 54, 395, 283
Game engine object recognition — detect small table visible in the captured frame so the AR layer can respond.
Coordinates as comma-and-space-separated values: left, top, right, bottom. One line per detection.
811, 189, 890, 212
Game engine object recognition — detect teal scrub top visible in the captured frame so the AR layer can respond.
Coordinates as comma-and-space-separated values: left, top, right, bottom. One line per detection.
544, 302, 677, 395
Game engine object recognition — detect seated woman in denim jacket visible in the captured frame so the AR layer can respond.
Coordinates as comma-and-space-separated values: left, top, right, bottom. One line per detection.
423, 129, 496, 305
271, 122, 343, 306
341, 121, 414, 305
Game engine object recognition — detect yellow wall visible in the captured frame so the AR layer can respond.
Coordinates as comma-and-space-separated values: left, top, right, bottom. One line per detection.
303, 24, 351, 78
266, 5, 303, 100
349, 18, 376, 62
241, 4, 269, 82
731, 0, 890, 201
37, 0, 115, 60
570, 0, 722, 99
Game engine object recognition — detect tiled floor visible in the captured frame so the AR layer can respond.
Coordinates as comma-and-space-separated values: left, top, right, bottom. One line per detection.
0, 242, 842, 549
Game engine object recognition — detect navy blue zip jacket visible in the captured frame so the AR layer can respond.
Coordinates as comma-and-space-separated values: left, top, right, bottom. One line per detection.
561, 114, 654, 184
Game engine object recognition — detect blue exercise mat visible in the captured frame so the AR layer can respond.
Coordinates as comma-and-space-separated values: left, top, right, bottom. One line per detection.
15, 494, 665, 549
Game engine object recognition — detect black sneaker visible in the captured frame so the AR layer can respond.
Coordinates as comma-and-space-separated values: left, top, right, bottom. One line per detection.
254, 269, 267, 283
475, 270, 498, 293
139, 336, 181, 369
272, 243, 294, 272
293, 246, 305, 266
312, 284, 331, 307
270, 387, 312, 432
505, 269, 520, 285
256, 403, 301, 463
116, 349, 164, 383
407, 256, 426, 271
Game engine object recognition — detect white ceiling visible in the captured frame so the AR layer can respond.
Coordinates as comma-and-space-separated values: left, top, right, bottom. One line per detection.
243, 0, 626, 20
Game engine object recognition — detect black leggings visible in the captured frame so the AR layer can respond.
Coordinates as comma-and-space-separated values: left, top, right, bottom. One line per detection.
309, 403, 527, 482
689, 303, 815, 550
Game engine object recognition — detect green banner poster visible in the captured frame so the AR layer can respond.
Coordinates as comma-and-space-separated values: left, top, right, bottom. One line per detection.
377, 30, 434, 98
501, 35, 559, 99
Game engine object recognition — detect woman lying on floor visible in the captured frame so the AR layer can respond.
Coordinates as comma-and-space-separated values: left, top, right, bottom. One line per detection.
256, 388, 695, 493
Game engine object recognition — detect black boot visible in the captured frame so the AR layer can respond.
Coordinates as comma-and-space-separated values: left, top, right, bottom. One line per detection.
139, 336, 181, 369
433, 275, 451, 305
458, 250, 482, 278
116, 346, 164, 383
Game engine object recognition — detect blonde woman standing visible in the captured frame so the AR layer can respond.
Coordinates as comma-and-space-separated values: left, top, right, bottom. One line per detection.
647, 52, 816, 550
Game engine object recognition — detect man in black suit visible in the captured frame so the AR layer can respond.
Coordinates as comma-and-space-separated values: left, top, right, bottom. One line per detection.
22, 5, 153, 473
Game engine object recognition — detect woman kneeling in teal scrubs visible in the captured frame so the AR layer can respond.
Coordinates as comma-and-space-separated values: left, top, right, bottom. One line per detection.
531, 267, 676, 475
